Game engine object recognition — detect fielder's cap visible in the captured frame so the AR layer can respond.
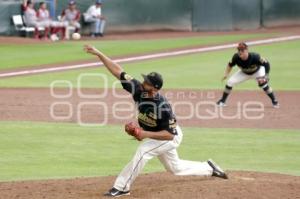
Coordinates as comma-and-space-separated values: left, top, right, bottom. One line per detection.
69, 0, 76, 5
96, 0, 103, 4
237, 42, 248, 51
142, 72, 163, 90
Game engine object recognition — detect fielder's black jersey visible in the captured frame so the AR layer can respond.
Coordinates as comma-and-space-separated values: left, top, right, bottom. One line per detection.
120, 72, 177, 135
229, 52, 270, 75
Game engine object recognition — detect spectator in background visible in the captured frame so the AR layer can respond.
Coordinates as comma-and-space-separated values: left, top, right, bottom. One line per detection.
37, 2, 67, 40
22, 0, 50, 39
61, 0, 81, 33
46, 0, 56, 18
84, 0, 106, 37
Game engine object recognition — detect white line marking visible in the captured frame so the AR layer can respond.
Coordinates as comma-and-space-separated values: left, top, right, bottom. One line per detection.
234, 177, 255, 181
1, 35, 300, 78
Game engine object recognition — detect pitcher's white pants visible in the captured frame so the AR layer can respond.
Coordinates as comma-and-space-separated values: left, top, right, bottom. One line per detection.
113, 126, 213, 192
227, 66, 265, 87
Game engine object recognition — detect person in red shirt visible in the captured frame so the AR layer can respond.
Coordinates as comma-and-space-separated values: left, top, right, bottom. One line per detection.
37, 2, 67, 40
22, 0, 50, 39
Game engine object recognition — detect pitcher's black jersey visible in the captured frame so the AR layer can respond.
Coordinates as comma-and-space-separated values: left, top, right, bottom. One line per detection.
120, 72, 177, 135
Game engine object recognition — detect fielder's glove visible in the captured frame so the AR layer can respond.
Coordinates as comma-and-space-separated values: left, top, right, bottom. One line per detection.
125, 122, 143, 141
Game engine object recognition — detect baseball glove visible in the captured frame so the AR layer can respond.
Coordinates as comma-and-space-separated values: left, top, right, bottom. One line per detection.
125, 122, 143, 141
257, 76, 269, 85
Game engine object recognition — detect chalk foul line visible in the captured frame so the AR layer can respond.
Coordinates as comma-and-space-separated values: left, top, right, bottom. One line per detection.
1, 35, 300, 78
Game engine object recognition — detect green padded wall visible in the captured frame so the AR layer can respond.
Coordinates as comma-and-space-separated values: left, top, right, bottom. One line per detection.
0, 1, 23, 35
192, 0, 261, 31
56, 0, 192, 31
262, 0, 300, 27
192, 0, 233, 31
232, 0, 261, 30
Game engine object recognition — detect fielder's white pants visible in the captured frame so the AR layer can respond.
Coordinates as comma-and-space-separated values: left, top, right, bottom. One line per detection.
227, 66, 266, 87
113, 126, 213, 192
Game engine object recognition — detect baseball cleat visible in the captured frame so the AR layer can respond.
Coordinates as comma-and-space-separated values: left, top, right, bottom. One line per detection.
104, 187, 130, 197
272, 101, 280, 108
216, 100, 227, 107
207, 159, 228, 179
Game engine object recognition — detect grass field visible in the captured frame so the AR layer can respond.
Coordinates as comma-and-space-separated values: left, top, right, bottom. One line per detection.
0, 122, 299, 182
0, 40, 299, 90
0, 33, 300, 183
0, 33, 273, 70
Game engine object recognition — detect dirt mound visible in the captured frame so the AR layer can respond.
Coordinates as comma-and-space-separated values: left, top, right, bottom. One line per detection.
0, 171, 299, 199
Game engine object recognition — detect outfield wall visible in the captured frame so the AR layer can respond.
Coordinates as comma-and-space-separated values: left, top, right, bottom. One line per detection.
56, 0, 192, 32
1, 0, 300, 35
192, 0, 262, 31
0, 1, 23, 36
263, 0, 300, 27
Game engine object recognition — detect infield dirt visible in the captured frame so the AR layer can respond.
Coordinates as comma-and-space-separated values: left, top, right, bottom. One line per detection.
0, 88, 299, 129
1, 171, 300, 199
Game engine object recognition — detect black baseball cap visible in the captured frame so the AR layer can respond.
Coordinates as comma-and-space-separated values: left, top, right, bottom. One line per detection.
142, 72, 163, 90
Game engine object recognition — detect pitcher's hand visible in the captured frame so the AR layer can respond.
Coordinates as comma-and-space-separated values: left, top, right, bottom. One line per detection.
84, 45, 101, 56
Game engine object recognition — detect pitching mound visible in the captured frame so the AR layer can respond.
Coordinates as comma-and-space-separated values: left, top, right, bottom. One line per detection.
0, 171, 299, 199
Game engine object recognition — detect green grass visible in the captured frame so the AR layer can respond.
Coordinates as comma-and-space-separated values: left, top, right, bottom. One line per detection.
0, 121, 299, 182
0, 33, 272, 70
0, 40, 299, 90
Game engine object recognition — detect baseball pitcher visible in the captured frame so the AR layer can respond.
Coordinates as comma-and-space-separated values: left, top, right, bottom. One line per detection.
84, 45, 228, 197
217, 42, 279, 108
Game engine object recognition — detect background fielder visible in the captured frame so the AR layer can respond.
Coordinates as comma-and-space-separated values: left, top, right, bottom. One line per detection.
84, 45, 228, 197
217, 42, 279, 108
